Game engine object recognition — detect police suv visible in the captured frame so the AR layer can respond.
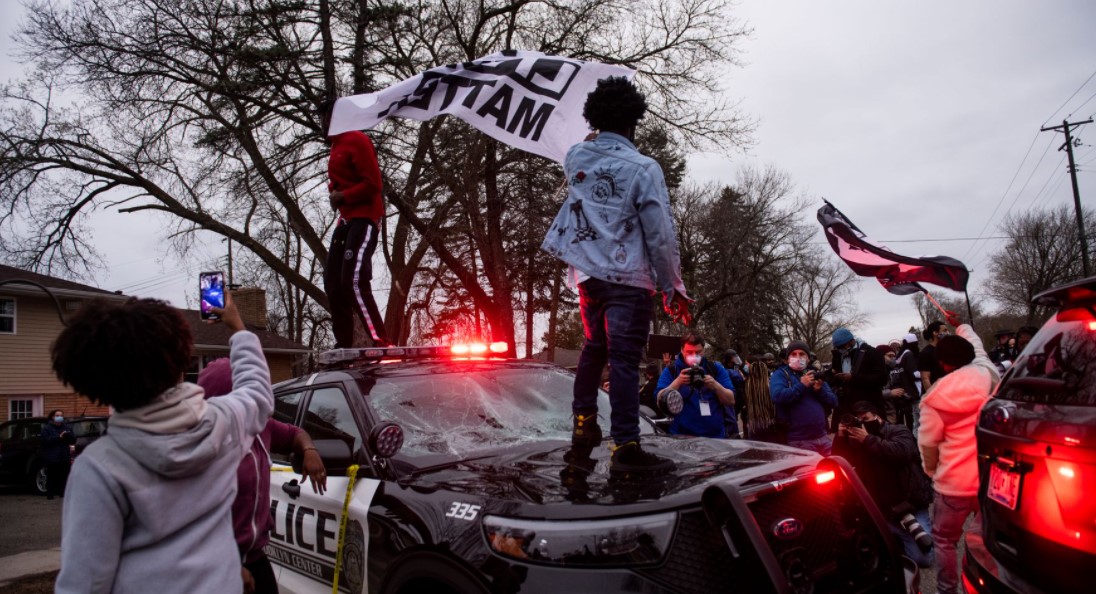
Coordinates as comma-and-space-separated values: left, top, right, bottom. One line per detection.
266, 343, 914, 594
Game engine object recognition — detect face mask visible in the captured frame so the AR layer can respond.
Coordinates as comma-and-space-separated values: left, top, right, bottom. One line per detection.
789, 357, 808, 371
53, 416, 64, 423
742, 363, 750, 374
684, 354, 701, 366
864, 419, 883, 435
885, 357, 896, 368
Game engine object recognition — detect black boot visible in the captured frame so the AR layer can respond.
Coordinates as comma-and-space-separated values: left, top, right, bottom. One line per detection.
611, 441, 675, 473
571, 410, 603, 446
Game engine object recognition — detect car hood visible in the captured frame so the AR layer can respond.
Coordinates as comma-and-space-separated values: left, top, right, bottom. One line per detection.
396, 436, 820, 509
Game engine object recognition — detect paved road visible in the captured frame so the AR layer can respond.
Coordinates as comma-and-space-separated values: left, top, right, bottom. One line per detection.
0, 489, 62, 558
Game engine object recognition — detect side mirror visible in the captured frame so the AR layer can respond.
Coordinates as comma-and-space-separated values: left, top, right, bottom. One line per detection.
368, 422, 404, 459
293, 438, 353, 475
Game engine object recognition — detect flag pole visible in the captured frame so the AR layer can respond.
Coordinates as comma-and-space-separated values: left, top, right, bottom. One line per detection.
964, 290, 976, 332
922, 290, 949, 318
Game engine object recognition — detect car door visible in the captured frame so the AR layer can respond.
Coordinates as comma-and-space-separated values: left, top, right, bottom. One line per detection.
268, 384, 381, 594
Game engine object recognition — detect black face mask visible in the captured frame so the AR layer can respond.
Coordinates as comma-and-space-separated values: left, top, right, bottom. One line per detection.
864, 419, 883, 435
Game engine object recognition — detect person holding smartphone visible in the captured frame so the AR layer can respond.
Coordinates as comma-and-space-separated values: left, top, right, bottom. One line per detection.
52, 292, 274, 594
318, 99, 390, 348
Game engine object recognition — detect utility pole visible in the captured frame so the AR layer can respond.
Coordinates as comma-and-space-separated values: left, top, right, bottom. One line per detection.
1041, 118, 1093, 276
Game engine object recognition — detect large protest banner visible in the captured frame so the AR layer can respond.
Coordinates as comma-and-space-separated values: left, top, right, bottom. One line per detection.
817, 200, 969, 295
328, 50, 636, 164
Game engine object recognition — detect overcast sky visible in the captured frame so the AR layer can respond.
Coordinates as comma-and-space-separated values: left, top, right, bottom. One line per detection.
3, 0, 1095, 348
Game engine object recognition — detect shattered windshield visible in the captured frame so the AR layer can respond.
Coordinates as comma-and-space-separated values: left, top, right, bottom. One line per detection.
366, 365, 630, 457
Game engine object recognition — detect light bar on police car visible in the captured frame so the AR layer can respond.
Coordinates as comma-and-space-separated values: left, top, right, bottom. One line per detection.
317, 345, 450, 365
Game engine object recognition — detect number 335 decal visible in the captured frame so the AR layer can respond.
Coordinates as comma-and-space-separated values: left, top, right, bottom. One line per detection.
446, 502, 481, 521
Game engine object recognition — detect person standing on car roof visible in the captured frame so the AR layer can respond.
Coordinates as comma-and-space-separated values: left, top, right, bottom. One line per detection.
917, 311, 1001, 594
39, 409, 74, 499
319, 98, 390, 349
51, 293, 274, 594
542, 76, 692, 473
656, 332, 736, 438
199, 358, 328, 594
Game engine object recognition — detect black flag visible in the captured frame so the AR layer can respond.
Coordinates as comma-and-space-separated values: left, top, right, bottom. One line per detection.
817, 200, 969, 295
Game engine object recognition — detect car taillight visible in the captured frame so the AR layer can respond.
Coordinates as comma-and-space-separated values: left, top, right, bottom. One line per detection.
815, 470, 836, 485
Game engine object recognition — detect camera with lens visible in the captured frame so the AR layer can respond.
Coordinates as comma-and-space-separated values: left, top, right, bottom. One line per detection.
686, 365, 707, 390
655, 388, 685, 417
892, 502, 933, 552
839, 413, 862, 428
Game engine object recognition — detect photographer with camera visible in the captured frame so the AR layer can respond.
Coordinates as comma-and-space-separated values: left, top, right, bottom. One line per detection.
834, 401, 935, 569
770, 341, 838, 454
656, 333, 736, 438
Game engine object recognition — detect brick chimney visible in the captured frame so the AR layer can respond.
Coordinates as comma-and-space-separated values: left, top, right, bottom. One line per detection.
231, 287, 268, 328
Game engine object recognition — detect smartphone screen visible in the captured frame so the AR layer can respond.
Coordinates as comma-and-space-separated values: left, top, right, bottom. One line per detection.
199, 271, 225, 320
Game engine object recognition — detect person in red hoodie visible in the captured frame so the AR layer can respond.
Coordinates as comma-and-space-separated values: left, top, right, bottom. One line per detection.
319, 99, 390, 348
199, 359, 327, 594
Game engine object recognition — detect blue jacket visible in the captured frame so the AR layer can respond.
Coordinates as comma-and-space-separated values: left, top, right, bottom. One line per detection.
769, 365, 837, 441
541, 133, 688, 297
657, 355, 735, 438
40, 421, 74, 464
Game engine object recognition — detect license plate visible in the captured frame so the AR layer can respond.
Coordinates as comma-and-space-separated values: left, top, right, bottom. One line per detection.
988, 464, 1021, 510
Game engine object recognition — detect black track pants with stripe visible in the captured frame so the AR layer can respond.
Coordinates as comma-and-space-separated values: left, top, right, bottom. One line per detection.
324, 218, 388, 348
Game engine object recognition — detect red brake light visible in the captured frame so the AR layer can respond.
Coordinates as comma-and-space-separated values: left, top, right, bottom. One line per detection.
450, 344, 470, 356
1088, 321, 1096, 331
815, 470, 836, 485
489, 342, 508, 354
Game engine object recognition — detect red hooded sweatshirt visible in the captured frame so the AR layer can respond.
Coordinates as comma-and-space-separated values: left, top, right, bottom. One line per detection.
328, 130, 383, 222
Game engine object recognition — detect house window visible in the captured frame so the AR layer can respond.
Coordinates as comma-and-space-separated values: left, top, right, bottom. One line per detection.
0, 298, 14, 334
9, 397, 40, 420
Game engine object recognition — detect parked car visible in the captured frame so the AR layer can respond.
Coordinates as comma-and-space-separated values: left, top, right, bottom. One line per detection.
963, 276, 1096, 593
267, 343, 916, 594
0, 415, 108, 494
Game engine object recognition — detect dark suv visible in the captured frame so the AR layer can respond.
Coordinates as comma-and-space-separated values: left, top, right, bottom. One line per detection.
963, 276, 1096, 593
0, 415, 108, 494
266, 344, 915, 594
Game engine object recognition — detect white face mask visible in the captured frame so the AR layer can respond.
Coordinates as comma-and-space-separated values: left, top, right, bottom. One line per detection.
789, 356, 808, 371
684, 354, 701, 366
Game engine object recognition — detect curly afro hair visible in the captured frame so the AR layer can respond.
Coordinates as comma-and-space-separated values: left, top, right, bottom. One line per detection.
52, 298, 193, 412
582, 76, 647, 133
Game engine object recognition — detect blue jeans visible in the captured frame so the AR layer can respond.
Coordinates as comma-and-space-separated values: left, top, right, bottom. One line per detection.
931, 492, 980, 594
889, 507, 935, 568
788, 435, 833, 456
572, 278, 653, 446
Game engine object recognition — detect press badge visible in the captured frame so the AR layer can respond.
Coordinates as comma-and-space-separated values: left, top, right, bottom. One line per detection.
699, 401, 712, 416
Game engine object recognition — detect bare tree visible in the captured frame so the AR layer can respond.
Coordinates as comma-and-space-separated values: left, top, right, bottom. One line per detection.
984, 205, 1091, 324
1, 0, 753, 352
779, 254, 866, 356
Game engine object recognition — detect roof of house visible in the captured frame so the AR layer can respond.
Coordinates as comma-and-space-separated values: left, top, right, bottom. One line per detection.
180, 309, 310, 354
0, 263, 126, 299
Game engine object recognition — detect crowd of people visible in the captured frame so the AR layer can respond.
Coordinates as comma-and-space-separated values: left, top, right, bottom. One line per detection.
632, 309, 1001, 594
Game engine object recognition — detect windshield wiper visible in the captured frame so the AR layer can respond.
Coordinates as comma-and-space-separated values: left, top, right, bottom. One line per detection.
406, 454, 499, 479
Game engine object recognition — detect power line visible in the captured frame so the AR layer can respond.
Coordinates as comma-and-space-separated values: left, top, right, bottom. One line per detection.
960, 131, 1043, 261
1043, 69, 1096, 127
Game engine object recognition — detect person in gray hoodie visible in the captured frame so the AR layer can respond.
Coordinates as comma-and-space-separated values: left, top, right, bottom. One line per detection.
51, 293, 273, 594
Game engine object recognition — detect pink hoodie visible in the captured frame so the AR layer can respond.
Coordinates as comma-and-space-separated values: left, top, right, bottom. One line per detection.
917, 324, 1001, 497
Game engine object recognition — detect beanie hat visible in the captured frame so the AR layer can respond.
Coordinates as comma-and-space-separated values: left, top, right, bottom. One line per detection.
875, 344, 895, 355
786, 340, 810, 357
197, 357, 233, 399
832, 328, 854, 347
903, 333, 919, 345
936, 335, 976, 367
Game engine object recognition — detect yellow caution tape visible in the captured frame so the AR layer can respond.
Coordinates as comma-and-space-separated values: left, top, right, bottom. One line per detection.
332, 464, 359, 594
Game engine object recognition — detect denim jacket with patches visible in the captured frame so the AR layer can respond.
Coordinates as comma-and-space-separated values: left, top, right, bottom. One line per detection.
541, 133, 688, 297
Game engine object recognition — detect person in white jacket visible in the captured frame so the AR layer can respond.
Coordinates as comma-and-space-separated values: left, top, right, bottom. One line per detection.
51, 292, 273, 594
917, 311, 1001, 594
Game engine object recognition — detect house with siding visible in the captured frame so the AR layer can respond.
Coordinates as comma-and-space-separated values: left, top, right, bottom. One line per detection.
0, 265, 309, 422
